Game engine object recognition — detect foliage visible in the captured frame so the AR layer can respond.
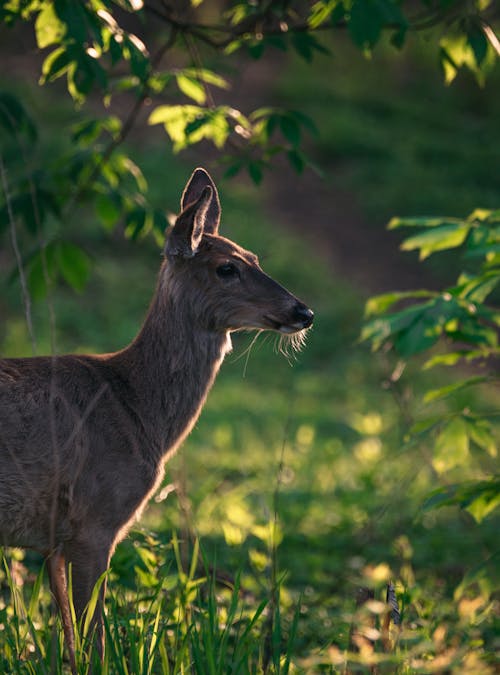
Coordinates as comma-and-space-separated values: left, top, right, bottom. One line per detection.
362, 209, 500, 523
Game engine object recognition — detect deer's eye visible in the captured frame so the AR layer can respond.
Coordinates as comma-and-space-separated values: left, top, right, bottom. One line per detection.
216, 263, 239, 278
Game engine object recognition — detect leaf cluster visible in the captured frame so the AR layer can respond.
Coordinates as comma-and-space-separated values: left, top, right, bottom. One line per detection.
363, 209, 500, 522
0, 93, 167, 299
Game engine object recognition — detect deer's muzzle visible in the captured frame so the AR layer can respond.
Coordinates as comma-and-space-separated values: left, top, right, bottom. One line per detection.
292, 304, 314, 328
265, 302, 314, 334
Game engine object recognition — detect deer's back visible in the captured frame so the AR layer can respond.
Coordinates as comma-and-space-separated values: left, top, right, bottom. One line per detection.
0, 355, 160, 552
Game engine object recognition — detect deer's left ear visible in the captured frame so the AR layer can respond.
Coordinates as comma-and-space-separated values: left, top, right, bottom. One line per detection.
165, 186, 212, 258
181, 167, 221, 235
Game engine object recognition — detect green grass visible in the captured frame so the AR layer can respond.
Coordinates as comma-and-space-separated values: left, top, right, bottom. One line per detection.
1, 33, 499, 674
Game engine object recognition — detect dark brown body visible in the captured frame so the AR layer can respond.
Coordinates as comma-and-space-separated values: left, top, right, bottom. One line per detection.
0, 168, 313, 670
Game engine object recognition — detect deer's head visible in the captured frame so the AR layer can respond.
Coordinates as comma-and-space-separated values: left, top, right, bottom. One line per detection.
163, 168, 313, 342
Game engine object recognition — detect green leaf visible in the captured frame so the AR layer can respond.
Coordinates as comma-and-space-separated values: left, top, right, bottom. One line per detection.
423, 351, 467, 369
96, 193, 121, 229
394, 312, 441, 357
401, 223, 471, 260
181, 68, 229, 90
125, 35, 149, 81
247, 41, 264, 60
71, 116, 122, 145
432, 417, 469, 474
35, 2, 66, 48
65, 50, 108, 101
149, 104, 234, 151
423, 376, 489, 403
109, 32, 124, 64
467, 492, 500, 522
445, 320, 498, 349
308, 0, 340, 29
114, 154, 148, 193
125, 207, 147, 240
147, 73, 174, 94
425, 479, 500, 523
152, 209, 168, 235
57, 241, 91, 292
176, 74, 206, 104
391, 25, 407, 50
223, 160, 244, 179
457, 272, 500, 303
24, 235, 89, 299
185, 109, 231, 148
388, 216, 462, 229
360, 299, 435, 351
0, 190, 54, 235
40, 46, 73, 83
467, 208, 497, 223
291, 32, 329, 62
0, 92, 37, 142
280, 116, 301, 146
290, 110, 319, 136
287, 149, 305, 174
349, 0, 383, 50
55, 0, 90, 45
148, 104, 203, 150
248, 161, 263, 185
467, 22, 489, 67
364, 290, 435, 317
440, 32, 483, 85
465, 418, 497, 458
440, 46, 458, 85
409, 415, 442, 436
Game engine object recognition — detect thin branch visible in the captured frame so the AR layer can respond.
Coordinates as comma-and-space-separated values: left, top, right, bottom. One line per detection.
144, 1, 475, 51
0, 154, 37, 354
263, 393, 294, 672
183, 32, 217, 109
482, 20, 500, 56
0, 99, 56, 353
145, 2, 327, 49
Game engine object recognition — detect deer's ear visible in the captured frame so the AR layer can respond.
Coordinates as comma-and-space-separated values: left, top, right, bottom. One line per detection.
165, 186, 212, 258
181, 167, 220, 235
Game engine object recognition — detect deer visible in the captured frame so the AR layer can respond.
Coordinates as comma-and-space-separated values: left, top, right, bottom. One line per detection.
0, 167, 313, 671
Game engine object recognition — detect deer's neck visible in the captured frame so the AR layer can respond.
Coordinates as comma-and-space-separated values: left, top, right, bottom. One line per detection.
113, 285, 231, 462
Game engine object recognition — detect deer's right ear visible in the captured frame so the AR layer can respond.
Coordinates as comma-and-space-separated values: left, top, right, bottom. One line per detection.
181, 167, 220, 235
165, 186, 212, 259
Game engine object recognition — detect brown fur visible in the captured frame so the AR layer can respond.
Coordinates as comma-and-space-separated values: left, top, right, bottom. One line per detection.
0, 168, 313, 669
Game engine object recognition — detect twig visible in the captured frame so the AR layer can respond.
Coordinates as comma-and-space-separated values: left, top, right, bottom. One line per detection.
0, 154, 37, 354
0, 97, 57, 354
145, 1, 470, 51
381, 581, 401, 652
263, 395, 294, 671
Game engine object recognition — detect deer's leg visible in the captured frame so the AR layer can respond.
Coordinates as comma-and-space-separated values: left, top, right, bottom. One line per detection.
64, 537, 112, 664
47, 546, 77, 675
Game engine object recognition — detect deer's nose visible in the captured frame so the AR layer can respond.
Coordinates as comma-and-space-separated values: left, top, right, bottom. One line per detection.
293, 304, 314, 328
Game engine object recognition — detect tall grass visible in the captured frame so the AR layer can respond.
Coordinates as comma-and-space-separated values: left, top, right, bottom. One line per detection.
1, 532, 302, 674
